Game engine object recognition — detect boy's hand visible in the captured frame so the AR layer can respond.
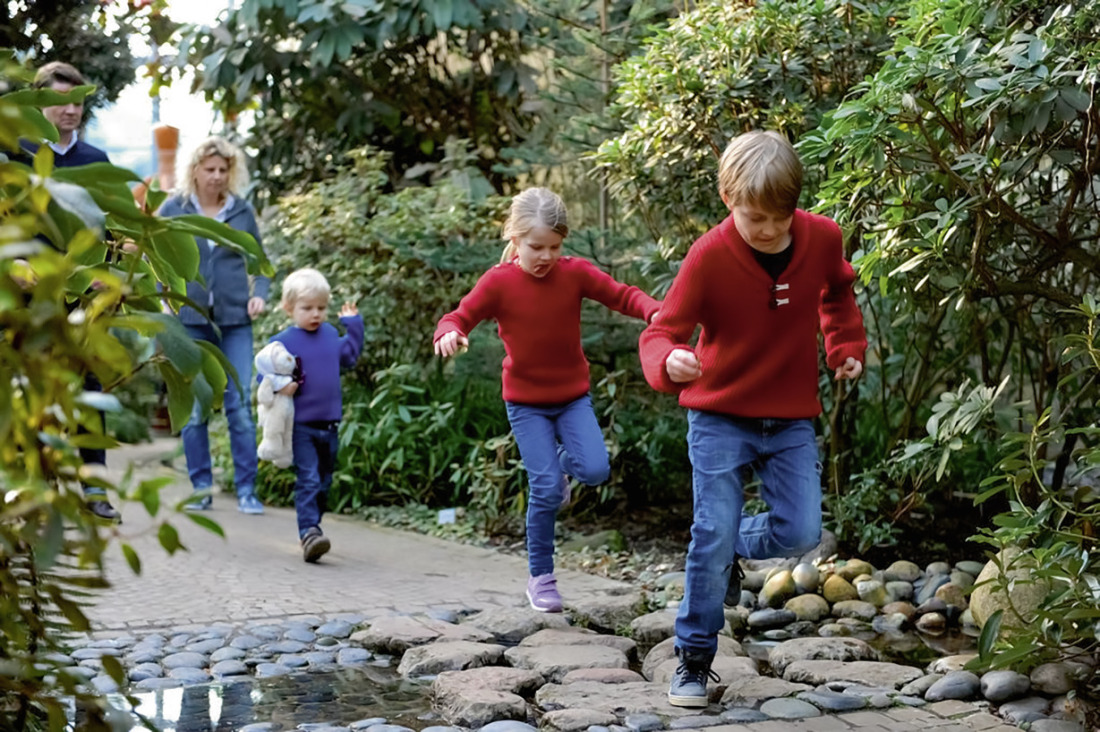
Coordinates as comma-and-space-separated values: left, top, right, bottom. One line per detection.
277, 382, 298, 396
434, 330, 469, 357
666, 348, 702, 383
835, 357, 863, 380
340, 302, 358, 317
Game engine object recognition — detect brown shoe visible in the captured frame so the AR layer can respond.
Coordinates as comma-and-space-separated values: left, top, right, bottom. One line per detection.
86, 500, 121, 523
301, 527, 331, 563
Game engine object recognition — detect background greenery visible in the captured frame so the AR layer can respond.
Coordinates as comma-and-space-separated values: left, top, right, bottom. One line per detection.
3, 0, 1098, 720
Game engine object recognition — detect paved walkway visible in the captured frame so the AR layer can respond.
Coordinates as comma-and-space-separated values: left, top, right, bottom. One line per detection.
88, 440, 1020, 732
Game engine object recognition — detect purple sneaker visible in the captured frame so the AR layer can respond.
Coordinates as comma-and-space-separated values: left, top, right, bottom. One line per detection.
526, 573, 563, 613
560, 475, 572, 508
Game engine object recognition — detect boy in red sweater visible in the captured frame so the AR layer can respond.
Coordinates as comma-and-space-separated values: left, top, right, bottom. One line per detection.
639, 131, 866, 707
435, 187, 659, 613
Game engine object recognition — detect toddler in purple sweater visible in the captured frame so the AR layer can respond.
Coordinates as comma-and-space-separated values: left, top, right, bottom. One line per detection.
265, 268, 363, 562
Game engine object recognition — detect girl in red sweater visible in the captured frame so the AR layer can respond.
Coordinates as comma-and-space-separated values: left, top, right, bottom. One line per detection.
639, 131, 866, 707
434, 188, 659, 612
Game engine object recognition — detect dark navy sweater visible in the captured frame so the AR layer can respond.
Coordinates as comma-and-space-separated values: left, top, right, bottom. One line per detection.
20, 139, 110, 167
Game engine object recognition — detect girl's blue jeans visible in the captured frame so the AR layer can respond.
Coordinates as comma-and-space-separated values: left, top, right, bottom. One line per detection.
505, 394, 610, 576
677, 409, 823, 657
181, 323, 258, 497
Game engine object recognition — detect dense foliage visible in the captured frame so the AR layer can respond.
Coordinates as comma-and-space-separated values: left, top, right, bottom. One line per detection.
0, 57, 269, 728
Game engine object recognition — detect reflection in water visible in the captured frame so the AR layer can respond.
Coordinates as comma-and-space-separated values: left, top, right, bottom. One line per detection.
113, 666, 432, 731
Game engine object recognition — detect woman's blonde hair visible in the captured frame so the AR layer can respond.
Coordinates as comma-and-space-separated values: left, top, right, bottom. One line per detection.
717, 130, 803, 215
280, 267, 331, 311
500, 187, 570, 263
181, 135, 250, 199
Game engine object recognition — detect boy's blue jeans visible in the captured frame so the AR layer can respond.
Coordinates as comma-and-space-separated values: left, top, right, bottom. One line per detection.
677, 410, 823, 657
506, 394, 610, 576
181, 323, 258, 497
292, 422, 338, 538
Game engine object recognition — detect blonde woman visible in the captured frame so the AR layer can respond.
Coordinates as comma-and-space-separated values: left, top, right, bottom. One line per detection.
159, 136, 269, 514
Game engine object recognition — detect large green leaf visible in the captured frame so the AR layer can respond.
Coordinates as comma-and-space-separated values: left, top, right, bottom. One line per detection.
167, 215, 272, 276
152, 313, 204, 378
158, 362, 194, 433
149, 229, 201, 281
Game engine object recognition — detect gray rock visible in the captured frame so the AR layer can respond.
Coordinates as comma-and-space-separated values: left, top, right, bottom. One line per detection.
211, 659, 249, 677
90, 674, 119, 693
135, 677, 183, 690
926, 561, 951, 576
1028, 721, 1086, 732
478, 722, 537, 732
791, 563, 820, 594
398, 641, 506, 677
817, 623, 851, 637
832, 600, 877, 621
349, 718, 387, 730
254, 663, 293, 678
265, 640, 308, 654
916, 574, 951, 604
925, 670, 981, 701
668, 714, 725, 729
520, 628, 637, 660
337, 647, 371, 666
72, 647, 122, 660
231, 635, 264, 650
926, 654, 978, 674
316, 620, 354, 638
759, 697, 822, 719
622, 713, 663, 732
167, 667, 210, 683
998, 696, 1051, 724
536, 680, 700, 719
303, 651, 337, 666
356, 616, 495, 655
955, 560, 985, 576
570, 592, 648, 633
855, 580, 888, 607
461, 607, 570, 644
124, 650, 162, 665
797, 689, 867, 711
210, 646, 246, 662
884, 560, 922, 583
284, 627, 317, 643
433, 667, 545, 727
1031, 662, 1078, 695
629, 610, 676, 646
541, 709, 618, 732
768, 637, 879, 676
720, 675, 811, 706
278, 654, 309, 668
185, 638, 224, 654
128, 662, 163, 682
782, 660, 923, 689
980, 669, 1030, 702
784, 594, 829, 622
504, 644, 629, 683
747, 608, 796, 630
366, 726, 414, 732
885, 581, 915, 602
895, 695, 927, 706
560, 668, 644, 684
718, 707, 769, 724
161, 651, 207, 670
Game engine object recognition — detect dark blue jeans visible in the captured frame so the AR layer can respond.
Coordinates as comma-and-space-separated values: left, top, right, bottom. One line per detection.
677, 410, 823, 656
505, 394, 610, 576
181, 323, 258, 497
292, 422, 338, 538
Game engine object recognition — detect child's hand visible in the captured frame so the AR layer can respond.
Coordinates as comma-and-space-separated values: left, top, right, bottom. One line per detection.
340, 302, 358, 317
434, 330, 469, 357
835, 357, 863, 380
666, 348, 702, 383
277, 382, 299, 396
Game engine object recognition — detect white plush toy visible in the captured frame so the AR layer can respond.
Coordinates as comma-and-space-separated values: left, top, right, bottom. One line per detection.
254, 341, 297, 469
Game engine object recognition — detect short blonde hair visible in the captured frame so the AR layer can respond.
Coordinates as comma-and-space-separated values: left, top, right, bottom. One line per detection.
500, 188, 570, 263
717, 131, 803, 215
181, 135, 250, 198
280, 268, 331, 311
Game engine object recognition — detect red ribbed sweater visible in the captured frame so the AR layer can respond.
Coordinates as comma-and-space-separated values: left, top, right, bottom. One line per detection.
639, 209, 866, 418
435, 256, 660, 405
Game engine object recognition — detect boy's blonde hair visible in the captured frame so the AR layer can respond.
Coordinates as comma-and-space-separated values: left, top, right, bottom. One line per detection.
500, 187, 570, 263
181, 135, 250, 199
717, 130, 803, 215
281, 268, 331, 311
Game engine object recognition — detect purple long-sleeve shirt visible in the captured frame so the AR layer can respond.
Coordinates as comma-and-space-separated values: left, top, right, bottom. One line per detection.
268, 315, 364, 423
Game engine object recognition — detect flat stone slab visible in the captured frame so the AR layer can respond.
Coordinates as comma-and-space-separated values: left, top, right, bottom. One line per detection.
782, 660, 924, 689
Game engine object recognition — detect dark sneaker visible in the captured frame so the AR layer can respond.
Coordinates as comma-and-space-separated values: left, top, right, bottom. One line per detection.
526, 573, 563, 613
668, 647, 718, 708
184, 493, 213, 511
237, 494, 265, 515
301, 527, 331, 563
724, 557, 746, 607
86, 500, 121, 523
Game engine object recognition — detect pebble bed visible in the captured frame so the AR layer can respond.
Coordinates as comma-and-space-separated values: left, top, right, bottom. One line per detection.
64, 553, 1096, 732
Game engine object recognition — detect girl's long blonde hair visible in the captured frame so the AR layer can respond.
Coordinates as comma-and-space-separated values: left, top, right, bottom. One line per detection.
181, 135, 250, 200
500, 188, 570, 263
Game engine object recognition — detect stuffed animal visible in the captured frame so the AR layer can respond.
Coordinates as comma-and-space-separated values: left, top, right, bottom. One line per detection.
254, 341, 297, 469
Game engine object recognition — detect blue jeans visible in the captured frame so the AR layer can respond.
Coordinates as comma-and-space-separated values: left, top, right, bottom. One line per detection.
292, 422, 338, 538
506, 394, 610, 576
677, 410, 823, 656
181, 323, 258, 497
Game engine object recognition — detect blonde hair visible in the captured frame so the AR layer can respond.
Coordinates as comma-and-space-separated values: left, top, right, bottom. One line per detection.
717, 131, 803, 215
500, 188, 570, 263
181, 135, 250, 199
280, 268, 331, 311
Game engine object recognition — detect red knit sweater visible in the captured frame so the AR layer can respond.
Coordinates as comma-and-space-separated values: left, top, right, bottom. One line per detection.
435, 256, 660, 405
639, 210, 866, 418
